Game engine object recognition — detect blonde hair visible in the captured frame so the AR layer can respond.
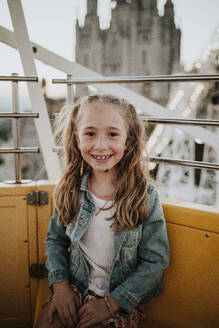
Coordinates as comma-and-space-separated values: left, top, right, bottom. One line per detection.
54, 94, 150, 231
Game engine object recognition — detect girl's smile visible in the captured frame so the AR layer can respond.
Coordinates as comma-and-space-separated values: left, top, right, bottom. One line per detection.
76, 102, 128, 176
91, 153, 113, 163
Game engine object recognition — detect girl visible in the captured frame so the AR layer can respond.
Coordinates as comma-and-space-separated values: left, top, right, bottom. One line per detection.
36, 94, 169, 328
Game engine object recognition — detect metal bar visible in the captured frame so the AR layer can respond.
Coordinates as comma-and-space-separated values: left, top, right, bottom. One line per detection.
52, 146, 63, 152
66, 74, 74, 105
52, 74, 219, 85
0, 75, 38, 82
53, 112, 219, 127
142, 117, 219, 126
11, 73, 21, 182
0, 113, 39, 118
150, 157, 219, 170
0, 147, 40, 154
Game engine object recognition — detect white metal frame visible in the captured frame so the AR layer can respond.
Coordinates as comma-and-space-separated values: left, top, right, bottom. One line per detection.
6, 0, 61, 181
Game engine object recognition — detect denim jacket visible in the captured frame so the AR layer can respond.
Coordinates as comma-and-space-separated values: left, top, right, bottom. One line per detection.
45, 174, 170, 313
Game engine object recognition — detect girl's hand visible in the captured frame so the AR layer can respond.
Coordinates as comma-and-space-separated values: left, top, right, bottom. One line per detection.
48, 281, 80, 328
76, 297, 120, 328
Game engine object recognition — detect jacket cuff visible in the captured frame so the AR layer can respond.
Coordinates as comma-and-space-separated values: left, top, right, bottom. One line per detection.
48, 269, 70, 288
110, 285, 139, 313
110, 279, 164, 314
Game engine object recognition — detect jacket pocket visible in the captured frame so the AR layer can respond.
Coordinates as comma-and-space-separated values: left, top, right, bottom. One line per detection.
120, 225, 142, 278
122, 225, 142, 248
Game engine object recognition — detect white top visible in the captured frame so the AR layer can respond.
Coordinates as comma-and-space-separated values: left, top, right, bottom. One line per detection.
79, 193, 115, 296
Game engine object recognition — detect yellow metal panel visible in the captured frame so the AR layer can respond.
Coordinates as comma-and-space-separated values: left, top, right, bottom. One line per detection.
0, 195, 31, 328
0, 181, 36, 196
163, 201, 219, 233
142, 223, 219, 328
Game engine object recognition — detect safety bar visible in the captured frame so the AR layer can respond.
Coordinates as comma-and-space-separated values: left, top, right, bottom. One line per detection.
141, 117, 219, 126
54, 113, 219, 127
0, 113, 39, 118
0, 147, 39, 154
52, 146, 219, 171
52, 74, 219, 85
0, 73, 39, 183
0, 76, 38, 82
150, 157, 219, 171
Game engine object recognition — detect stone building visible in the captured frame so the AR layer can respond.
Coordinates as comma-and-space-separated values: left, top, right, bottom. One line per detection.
76, 0, 181, 105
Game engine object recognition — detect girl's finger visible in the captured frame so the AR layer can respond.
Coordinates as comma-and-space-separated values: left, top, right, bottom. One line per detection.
76, 313, 92, 328
69, 302, 78, 326
78, 304, 88, 318
62, 304, 74, 327
76, 318, 96, 328
47, 303, 56, 323
57, 306, 66, 327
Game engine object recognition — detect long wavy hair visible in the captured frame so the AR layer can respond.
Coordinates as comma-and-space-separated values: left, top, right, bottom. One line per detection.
54, 94, 150, 231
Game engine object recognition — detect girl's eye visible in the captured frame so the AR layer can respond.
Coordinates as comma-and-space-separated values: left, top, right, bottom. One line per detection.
86, 132, 95, 137
109, 132, 118, 137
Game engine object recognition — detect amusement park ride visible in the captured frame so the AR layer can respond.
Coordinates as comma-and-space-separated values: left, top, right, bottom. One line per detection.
0, 1, 218, 327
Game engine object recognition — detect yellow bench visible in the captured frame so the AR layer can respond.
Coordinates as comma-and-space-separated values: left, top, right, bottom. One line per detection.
0, 182, 218, 328
33, 199, 219, 328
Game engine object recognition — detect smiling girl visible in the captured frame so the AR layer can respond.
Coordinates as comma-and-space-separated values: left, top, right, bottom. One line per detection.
36, 94, 169, 328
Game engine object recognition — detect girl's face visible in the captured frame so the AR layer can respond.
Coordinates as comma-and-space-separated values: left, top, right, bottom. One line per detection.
76, 102, 128, 176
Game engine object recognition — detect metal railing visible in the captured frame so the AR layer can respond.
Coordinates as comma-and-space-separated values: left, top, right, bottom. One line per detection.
52, 74, 219, 85
1, 73, 219, 184
141, 117, 219, 127
0, 74, 39, 183
52, 74, 219, 171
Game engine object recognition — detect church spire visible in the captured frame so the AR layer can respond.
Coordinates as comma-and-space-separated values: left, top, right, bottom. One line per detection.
164, 0, 174, 15
164, 0, 175, 28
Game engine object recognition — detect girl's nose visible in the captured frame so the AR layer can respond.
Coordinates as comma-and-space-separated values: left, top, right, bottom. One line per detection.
95, 136, 108, 150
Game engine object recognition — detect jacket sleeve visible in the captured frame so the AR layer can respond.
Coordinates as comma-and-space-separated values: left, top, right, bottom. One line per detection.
45, 208, 71, 288
110, 185, 170, 313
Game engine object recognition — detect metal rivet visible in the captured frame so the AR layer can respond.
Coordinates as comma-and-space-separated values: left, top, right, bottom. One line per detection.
23, 196, 26, 200
205, 233, 210, 238
24, 239, 28, 243
24, 284, 30, 288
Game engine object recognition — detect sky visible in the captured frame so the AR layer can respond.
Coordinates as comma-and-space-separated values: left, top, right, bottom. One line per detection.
0, 0, 219, 99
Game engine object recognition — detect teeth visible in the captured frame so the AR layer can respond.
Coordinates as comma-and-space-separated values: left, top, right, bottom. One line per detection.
93, 154, 111, 160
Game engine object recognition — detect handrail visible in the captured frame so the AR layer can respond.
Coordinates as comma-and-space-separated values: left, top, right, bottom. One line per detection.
52, 74, 219, 85
0, 73, 39, 183
0, 75, 38, 82
0, 147, 40, 154
141, 117, 219, 126
150, 157, 219, 171
54, 112, 219, 127
0, 113, 39, 118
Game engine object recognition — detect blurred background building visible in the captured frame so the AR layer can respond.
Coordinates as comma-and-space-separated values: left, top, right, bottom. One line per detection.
76, 0, 181, 105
